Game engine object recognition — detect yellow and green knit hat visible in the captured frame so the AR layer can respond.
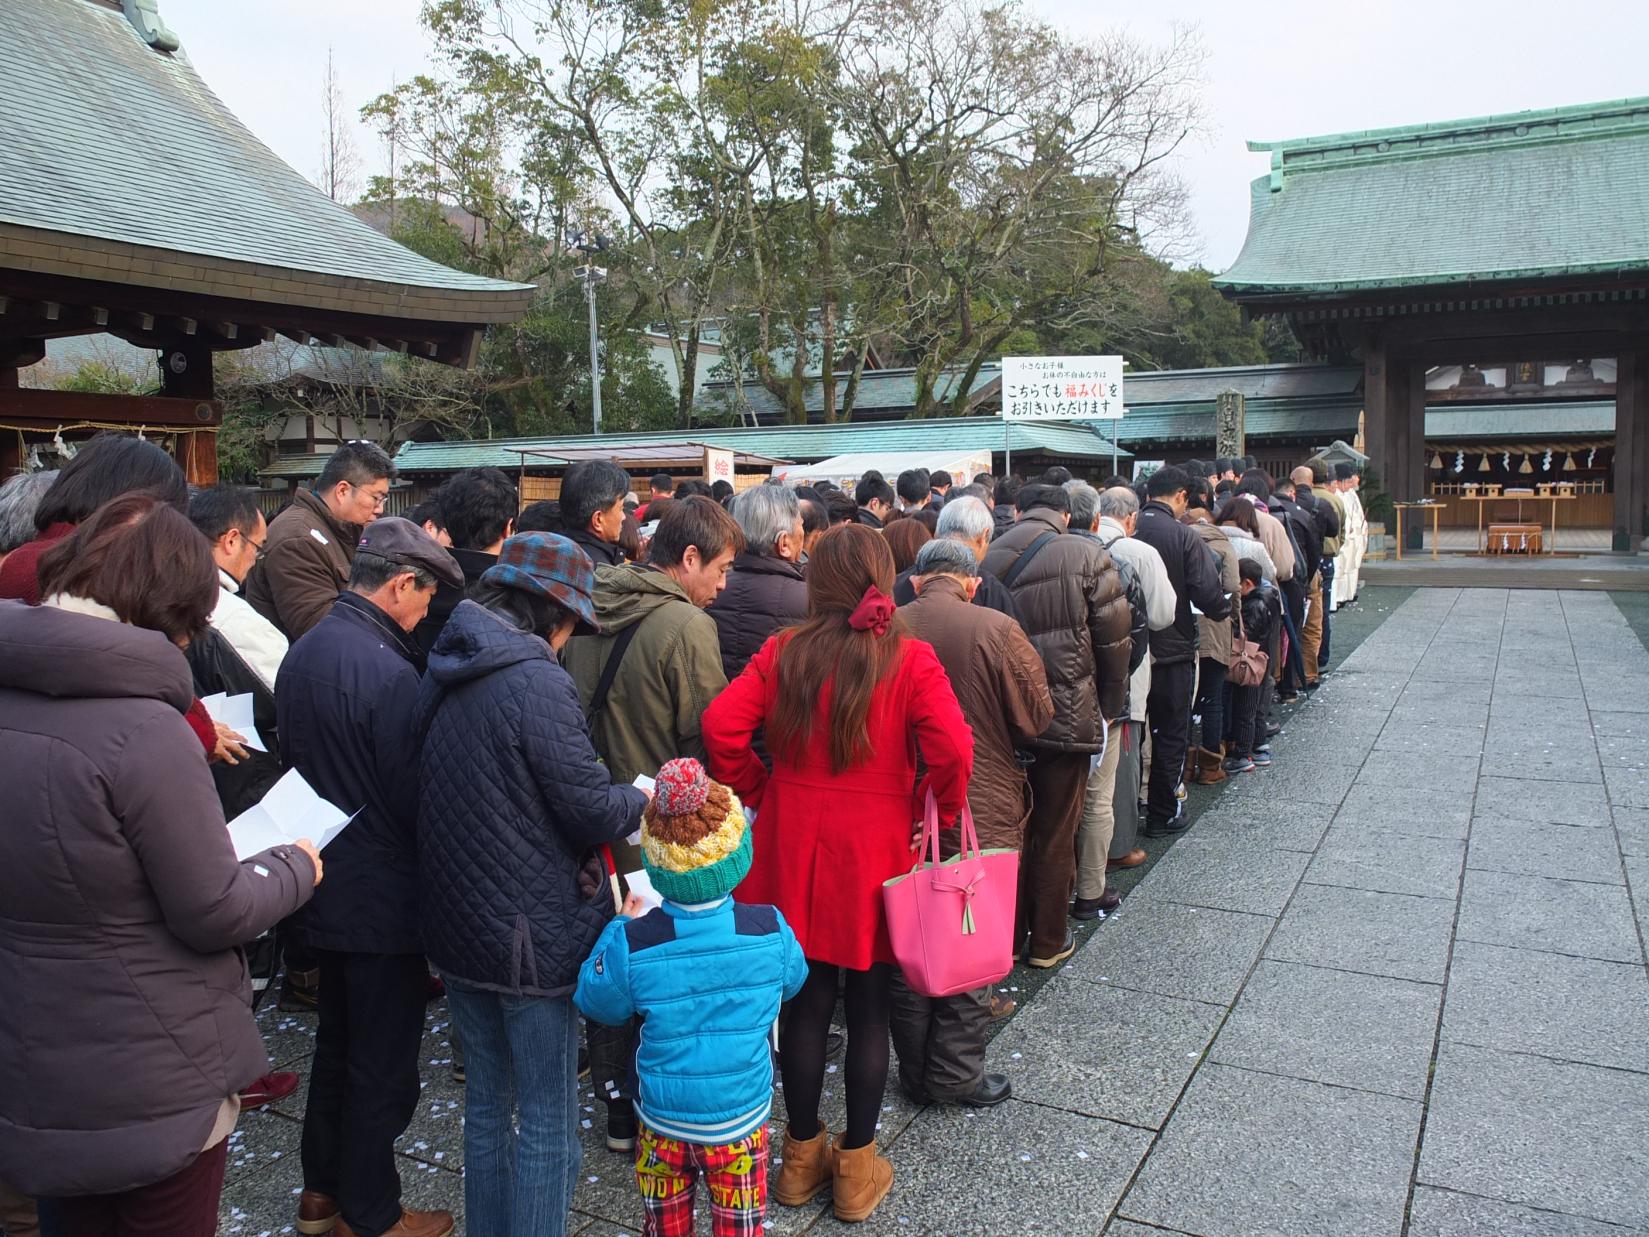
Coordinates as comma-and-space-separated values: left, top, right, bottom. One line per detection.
641, 758, 752, 905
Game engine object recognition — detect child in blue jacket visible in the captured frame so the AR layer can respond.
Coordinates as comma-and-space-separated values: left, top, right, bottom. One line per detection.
576, 758, 807, 1237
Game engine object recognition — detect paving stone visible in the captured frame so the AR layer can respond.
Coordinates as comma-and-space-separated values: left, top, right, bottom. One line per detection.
1419, 1042, 1649, 1229
1104, 1223, 1199, 1237
1195, 795, 1333, 852
1061, 900, 1273, 1006
1626, 854, 1649, 944
1373, 722, 1486, 755
1456, 868, 1643, 963
573, 1221, 643, 1236
220, 1107, 302, 1186
1614, 808, 1649, 856
1406, 1187, 1640, 1237
251, 1000, 319, 1072
1593, 731, 1649, 767
1265, 883, 1456, 983
1441, 940, 1649, 1072
1397, 678, 1494, 706
1477, 750, 1604, 783
806, 1099, 1150, 1235
1489, 696, 1591, 726
1334, 784, 1472, 840
1495, 672, 1585, 698
1604, 764, 1649, 810
1208, 959, 1441, 1099
1353, 749, 1480, 794
1471, 776, 1611, 827
1466, 817, 1625, 885
1119, 1063, 1419, 1237
1130, 834, 1309, 917
1590, 710, 1649, 740
1307, 826, 1465, 900
987, 973, 1222, 1129
1215, 757, 1361, 807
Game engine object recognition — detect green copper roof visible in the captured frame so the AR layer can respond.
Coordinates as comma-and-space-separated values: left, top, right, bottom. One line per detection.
389, 416, 1126, 476
1425, 401, 1614, 441
0, 0, 529, 298
698, 364, 999, 419
1214, 97, 1649, 294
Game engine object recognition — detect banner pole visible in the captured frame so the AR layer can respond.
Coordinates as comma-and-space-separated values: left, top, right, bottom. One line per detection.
1004, 415, 1011, 479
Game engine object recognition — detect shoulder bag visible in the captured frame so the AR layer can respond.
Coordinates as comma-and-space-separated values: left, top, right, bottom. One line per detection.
1228, 596, 1269, 687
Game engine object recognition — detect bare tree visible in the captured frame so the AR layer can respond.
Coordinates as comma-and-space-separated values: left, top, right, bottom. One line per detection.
318, 47, 362, 203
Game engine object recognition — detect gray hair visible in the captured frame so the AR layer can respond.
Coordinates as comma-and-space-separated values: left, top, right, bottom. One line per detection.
1064, 480, 1101, 530
349, 549, 436, 594
935, 495, 992, 542
913, 536, 979, 579
0, 470, 58, 554
731, 484, 800, 556
1098, 486, 1141, 520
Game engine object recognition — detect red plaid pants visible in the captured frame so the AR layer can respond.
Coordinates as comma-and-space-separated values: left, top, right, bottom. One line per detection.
634, 1122, 769, 1237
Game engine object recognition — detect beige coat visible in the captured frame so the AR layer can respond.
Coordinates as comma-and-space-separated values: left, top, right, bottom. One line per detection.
1186, 518, 1240, 665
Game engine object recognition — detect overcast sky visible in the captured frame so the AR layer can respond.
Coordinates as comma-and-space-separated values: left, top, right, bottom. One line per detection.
163, 0, 1647, 271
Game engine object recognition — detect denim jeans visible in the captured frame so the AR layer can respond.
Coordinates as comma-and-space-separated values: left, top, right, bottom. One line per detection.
445, 980, 582, 1237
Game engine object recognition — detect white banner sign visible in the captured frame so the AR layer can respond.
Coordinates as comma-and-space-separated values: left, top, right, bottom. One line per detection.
1001, 355, 1124, 420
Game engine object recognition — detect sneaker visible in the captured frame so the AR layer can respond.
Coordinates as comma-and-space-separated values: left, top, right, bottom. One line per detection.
1027, 929, 1077, 968
1222, 754, 1256, 774
1143, 807, 1191, 838
239, 1070, 300, 1110
1253, 743, 1272, 756
1251, 749, 1273, 767
606, 1099, 638, 1152
1176, 781, 1188, 802
1263, 721, 1283, 739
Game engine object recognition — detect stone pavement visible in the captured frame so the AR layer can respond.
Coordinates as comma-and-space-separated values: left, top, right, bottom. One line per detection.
219, 587, 1649, 1236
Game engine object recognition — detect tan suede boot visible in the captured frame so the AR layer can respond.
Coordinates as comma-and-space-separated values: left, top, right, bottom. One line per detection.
1194, 748, 1228, 785
773, 1127, 832, 1206
831, 1138, 893, 1222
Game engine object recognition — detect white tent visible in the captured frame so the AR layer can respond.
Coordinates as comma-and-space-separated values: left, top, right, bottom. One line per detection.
772, 447, 992, 487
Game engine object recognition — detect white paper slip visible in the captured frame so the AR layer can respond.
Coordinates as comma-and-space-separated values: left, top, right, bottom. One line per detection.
627, 774, 656, 845
200, 691, 267, 752
622, 868, 664, 914
227, 767, 355, 861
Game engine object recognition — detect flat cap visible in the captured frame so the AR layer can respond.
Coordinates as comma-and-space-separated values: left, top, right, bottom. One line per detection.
481, 532, 601, 635
356, 516, 463, 589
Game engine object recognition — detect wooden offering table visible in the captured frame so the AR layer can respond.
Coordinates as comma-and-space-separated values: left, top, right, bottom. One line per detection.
1459, 488, 1578, 554
1393, 502, 1444, 560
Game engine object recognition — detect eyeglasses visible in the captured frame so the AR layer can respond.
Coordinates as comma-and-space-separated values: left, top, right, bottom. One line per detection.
350, 483, 389, 511
248, 535, 268, 561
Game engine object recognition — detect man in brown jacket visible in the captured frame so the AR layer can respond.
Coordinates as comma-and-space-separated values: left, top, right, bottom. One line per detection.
892, 537, 1053, 1106
981, 483, 1131, 968
244, 441, 395, 641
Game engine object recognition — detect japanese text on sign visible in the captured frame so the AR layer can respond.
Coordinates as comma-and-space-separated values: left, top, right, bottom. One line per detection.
1001, 356, 1125, 421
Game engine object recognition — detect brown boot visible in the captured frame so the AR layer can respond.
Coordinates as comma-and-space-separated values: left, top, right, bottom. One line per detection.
1194, 748, 1227, 785
832, 1138, 894, 1222
773, 1127, 833, 1206
333, 1209, 454, 1237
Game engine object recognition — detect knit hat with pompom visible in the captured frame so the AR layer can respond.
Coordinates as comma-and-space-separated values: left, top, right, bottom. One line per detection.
640, 758, 752, 905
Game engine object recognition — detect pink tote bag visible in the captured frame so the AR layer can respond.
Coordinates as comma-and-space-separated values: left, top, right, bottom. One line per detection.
882, 793, 1019, 998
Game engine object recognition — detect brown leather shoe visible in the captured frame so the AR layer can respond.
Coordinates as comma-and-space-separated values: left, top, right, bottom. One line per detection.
296, 1191, 338, 1235
333, 1209, 454, 1237
774, 1127, 832, 1206
1107, 848, 1147, 870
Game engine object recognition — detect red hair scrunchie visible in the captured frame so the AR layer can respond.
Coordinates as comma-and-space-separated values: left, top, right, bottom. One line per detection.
848, 584, 895, 636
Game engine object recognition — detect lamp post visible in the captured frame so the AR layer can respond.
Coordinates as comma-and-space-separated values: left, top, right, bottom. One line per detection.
567, 230, 611, 435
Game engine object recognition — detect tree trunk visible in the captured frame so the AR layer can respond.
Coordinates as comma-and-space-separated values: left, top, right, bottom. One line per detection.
678, 325, 701, 429
841, 341, 869, 421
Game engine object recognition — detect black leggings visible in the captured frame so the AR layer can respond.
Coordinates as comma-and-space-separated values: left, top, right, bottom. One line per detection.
780, 960, 892, 1150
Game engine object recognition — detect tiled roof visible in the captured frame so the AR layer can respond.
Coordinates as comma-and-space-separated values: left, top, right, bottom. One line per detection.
1115, 398, 1361, 447
0, 0, 530, 303
1425, 401, 1615, 441
1215, 98, 1649, 294
391, 416, 1127, 475
698, 364, 999, 419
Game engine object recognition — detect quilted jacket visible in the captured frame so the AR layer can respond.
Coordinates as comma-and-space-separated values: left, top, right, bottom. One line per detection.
575, 899, 807, 1144
418, 601, 647, 997
979, 508, 1133, 748
706, 551, 808, 680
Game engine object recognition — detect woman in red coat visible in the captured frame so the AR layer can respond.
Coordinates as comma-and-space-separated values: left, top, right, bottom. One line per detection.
703, 523, 972, 1224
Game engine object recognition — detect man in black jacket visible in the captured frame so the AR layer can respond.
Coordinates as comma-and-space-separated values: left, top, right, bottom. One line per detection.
277, 518, 462, 1237
1131, 466, 1230, 836
560, 459, 630, 567
855, 472, 896, 528
1290, 466, 1339, 684
707, 484, 809, 678
413, 466, 519, 655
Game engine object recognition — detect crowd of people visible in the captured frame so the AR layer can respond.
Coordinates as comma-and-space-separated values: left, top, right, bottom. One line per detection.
0, 437, 1368, 1237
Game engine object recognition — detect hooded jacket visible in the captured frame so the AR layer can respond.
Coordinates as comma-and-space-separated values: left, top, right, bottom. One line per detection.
1133, 500, 1231, 666
980, 508, 1132, 748
0, 600, 314, 1197
1185, 517, 1241, 666
418, 601, 646, 996
243, 488, 359, 640
900, 575, 1052, 848
706, 551, 809, 680
563, 564, 729, 786
276, 591, 424, 954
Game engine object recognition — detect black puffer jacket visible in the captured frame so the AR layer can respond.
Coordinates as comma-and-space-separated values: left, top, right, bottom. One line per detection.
1132, 501, 1231, 666
980, 508, 1132, 749
707, 552, 808, 680
417, 601, 646, 997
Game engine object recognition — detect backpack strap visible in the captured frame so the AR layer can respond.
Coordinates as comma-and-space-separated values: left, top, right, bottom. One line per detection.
587, 619, 644, 719
1002, 531, 1058, 588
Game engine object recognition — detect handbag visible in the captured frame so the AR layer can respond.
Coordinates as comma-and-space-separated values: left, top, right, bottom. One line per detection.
1228, 594, 1269, 687
882, 792, 1019, 998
